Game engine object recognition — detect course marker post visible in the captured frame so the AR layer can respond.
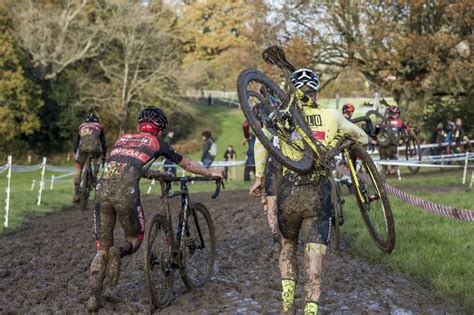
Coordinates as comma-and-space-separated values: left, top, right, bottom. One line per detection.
50, 175, 55, 190
31, 179, 36, 191
147, 179, 155, 194
37, 157, 47, 206
462, 151, 469, 184
470, 171, 473, 190
4, 156, 12, 228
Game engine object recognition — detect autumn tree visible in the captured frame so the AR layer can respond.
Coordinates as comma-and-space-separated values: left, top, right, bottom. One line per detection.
10, 0, 106, 80
178, 0, 272, 89
0, 9, 43, 153
79, 1, 183, 134
279, 0, 473, 118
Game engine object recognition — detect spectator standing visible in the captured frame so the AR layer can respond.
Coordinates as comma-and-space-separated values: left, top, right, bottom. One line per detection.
163, 130, 176, 175
207, 94, 212, 106
223, 145, 237, 180
201, 130, 216, 168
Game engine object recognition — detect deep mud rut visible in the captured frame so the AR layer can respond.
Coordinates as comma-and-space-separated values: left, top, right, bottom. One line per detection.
0, 190, 467, 314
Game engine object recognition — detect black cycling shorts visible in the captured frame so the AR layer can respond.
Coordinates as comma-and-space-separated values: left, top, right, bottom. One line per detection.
277, 175, 332, 245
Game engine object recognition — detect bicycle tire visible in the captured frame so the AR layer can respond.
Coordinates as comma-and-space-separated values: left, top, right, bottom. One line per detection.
179, 203, 216, 289
237, 69, 314, 173
405, 130, 421, 174
79, 157, 91, 212
144, 214, 174, 309
348, 144, 395, 253
329, 176, 341, 252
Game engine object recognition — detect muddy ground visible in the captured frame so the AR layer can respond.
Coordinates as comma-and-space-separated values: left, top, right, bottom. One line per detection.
0, 190, 467, 314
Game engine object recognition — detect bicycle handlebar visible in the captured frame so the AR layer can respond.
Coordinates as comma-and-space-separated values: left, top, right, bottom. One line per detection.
146, 173, 225, 199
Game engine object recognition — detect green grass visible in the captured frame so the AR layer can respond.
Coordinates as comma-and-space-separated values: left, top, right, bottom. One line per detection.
0, 169, 76, 233
185, 102, 247, 161
0, 102, 252, 234
342, 170, 474, 310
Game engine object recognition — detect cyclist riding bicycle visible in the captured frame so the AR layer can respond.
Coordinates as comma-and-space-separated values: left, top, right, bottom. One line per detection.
377, 105, 403, 175
250, 69, 368, 314
86, 106, 223, 312
73, 113, 107, 203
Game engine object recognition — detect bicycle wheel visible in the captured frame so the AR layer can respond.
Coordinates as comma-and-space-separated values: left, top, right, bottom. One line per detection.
405, 130, 421, 174
348, 144, 395, 253
144, 214, 174, 309
237, 69, 314, 173
79, 157, 91, 212
179, 203, 216, 289
329, 176, 341, 252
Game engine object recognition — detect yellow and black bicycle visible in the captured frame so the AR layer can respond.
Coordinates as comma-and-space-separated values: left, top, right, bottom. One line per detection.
236, 46, 395, 253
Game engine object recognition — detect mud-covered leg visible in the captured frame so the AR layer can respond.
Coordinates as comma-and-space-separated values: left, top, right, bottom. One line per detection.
263, 196, 281, 256
110, 195, 145, 286
87, 199, 115, 312
300, 177, 332, 314
279, 237, 298, 314
73, 161, 83, 203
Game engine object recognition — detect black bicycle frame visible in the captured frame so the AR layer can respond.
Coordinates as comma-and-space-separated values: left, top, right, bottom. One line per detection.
165, 179, 207, 255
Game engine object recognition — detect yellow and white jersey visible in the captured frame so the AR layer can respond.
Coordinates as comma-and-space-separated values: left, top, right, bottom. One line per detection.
254, 104, 368, 178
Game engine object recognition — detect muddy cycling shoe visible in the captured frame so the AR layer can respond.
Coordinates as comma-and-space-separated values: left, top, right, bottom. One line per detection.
73, 192, 80, 204
86, 294, 103, 312
107, 247, 121, 287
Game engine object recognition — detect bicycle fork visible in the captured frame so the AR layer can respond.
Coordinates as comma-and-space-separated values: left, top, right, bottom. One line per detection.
344, 150, 380, 206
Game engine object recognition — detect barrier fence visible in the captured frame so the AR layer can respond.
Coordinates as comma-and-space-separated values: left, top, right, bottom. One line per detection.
1, 151, 473, 228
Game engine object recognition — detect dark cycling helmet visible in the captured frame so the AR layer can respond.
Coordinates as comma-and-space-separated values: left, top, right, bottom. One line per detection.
138, 106, 168, 130
291, 68, 320, 92
85, 113, 99, 123
343, 103, 355, 114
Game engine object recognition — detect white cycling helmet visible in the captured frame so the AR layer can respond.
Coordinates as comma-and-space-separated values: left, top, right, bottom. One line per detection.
291, 68, 320, 92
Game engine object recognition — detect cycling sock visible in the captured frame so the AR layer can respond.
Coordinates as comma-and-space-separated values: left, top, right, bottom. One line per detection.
304, 243, 327, 254
304, 301, 318, 315
281, 278, 296, 312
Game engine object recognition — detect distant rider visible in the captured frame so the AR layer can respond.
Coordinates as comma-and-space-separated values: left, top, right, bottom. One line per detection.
377, 105, 403, 176
73, 113, 106, 203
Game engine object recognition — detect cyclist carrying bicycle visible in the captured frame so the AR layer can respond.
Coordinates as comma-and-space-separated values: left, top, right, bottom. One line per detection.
377, 105, 403, 175
86, 106, 223, 312
250, 69, 368, 314
73, 113, 107, 203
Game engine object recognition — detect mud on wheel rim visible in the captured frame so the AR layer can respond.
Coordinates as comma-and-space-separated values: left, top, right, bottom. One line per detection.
349, 145, 395, 253
144, 214, 173, 309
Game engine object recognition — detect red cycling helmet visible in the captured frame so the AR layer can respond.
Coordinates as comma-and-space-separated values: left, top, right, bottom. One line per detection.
342, 103, 355, 115
387, 106, 400, 116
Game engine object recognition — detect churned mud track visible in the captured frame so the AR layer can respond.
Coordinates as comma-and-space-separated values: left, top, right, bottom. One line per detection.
0, 190, 467, 314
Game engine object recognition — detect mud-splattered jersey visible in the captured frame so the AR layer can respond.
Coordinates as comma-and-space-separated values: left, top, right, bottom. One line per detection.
76, 122, 106, 154
103, 132, 183, 184
254, 105, 368, 178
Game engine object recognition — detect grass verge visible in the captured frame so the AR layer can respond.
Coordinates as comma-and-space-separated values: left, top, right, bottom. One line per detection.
341, 170, 474, 310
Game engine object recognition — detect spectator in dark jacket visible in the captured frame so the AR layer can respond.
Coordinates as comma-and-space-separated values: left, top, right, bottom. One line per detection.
201, 130, 215, 168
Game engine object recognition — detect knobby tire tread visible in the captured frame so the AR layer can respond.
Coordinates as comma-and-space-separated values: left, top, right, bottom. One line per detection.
349, 144, 396, 253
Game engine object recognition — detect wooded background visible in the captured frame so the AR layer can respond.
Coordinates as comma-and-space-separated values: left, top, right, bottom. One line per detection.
0, 0, 472, 158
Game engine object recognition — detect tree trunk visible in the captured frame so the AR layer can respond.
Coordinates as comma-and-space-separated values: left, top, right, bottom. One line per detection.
119, 99, 130, 135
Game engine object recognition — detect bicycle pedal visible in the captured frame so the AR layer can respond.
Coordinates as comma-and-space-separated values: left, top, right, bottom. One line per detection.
339, 217, 345, 225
